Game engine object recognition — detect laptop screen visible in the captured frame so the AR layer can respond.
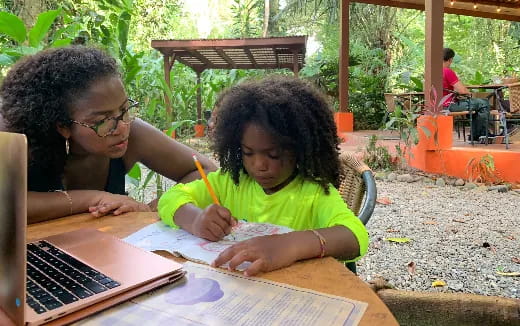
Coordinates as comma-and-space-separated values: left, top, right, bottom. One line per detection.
0, 132, 27, 325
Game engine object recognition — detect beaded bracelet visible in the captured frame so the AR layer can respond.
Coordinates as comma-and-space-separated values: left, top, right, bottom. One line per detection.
310, 229, 326, 258
55, 190, 73, 215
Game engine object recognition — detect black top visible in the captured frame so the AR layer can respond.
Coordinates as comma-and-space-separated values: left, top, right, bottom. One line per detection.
28, 158, 127, 195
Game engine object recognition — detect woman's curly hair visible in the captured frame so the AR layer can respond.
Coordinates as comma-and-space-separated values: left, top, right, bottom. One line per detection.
212, 75, 341, 194
0, 46, 119, 188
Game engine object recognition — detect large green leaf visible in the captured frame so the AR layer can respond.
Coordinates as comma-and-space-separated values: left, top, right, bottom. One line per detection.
29, 9, 61, 47
50, 38, 72, 48
0, 53, 15, 66
3, 45, 40, 58
127, 163, 141, 181
117, 11, 131, 57
0, 12, 26, 44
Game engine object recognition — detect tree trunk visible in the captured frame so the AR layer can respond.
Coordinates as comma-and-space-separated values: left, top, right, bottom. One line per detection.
376, 289, 520, 326
262, 0, 269, 37
13, 0, 46, 28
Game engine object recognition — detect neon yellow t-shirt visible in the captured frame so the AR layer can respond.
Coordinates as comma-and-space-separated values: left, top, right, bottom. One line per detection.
158, 170, 369, 261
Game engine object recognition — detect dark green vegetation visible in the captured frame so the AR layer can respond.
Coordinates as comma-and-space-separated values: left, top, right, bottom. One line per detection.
1, 0, 519, 131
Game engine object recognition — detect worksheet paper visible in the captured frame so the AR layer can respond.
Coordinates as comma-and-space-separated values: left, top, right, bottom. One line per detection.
76, 262, 367, 326
123, 221, 293, 266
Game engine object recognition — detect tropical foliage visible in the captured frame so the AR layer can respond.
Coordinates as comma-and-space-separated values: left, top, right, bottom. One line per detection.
1, 0, 519, 131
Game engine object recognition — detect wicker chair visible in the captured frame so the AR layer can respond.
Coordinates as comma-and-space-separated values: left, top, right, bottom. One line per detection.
337, 152, 377, 273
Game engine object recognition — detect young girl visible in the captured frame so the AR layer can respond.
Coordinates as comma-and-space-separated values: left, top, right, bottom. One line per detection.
158, 76, 368, 276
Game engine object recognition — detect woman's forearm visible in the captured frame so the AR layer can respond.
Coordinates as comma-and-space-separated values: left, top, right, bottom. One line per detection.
28, 190, 104, 224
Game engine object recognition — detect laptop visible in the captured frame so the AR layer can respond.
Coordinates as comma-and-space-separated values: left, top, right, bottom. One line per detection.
0, 132, 185, 326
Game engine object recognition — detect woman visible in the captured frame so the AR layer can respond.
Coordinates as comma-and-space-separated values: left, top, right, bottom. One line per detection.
0, 46, 216, 223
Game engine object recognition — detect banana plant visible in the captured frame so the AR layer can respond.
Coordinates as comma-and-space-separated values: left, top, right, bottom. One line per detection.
0, 9, 73, 66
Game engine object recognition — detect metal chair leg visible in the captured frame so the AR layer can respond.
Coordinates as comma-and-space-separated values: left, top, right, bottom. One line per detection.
502, 113, 509, 149
485, 114, 489, 146
462, 119, 466, 142
469, 112, 474, 145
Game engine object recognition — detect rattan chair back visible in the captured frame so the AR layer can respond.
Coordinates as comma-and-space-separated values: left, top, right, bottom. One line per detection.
338, 152, 376, 225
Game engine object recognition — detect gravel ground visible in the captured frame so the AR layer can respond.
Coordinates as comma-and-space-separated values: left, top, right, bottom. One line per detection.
357, 177, 519, 299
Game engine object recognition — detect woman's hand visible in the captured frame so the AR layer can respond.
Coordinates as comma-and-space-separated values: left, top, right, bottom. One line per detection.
89, 193, 151, 217
191, 204, 237, 241
212, 233, 298, 277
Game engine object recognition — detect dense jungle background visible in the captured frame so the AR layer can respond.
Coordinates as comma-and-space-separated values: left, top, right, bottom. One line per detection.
1, 0, 519, 131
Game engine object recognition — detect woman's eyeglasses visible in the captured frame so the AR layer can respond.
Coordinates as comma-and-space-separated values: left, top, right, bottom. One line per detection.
70, 99, 138, 137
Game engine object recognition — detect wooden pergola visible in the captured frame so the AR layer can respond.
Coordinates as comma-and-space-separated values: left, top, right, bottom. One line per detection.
151, 36, 307, 121
337, 0, 520, 131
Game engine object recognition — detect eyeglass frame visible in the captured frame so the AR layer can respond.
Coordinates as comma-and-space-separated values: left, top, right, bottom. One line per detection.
69, 98, 138, 137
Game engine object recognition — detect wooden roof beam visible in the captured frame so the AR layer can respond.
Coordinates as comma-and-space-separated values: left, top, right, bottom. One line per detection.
446, 7, 520, 21
187, 50, 212, 67
215, 48, 236, 68
450, 0, 520, 9
351, 0, 520, 21
205, 64, 296, 69
151, 36, 306, 50
244, 48, 258, 68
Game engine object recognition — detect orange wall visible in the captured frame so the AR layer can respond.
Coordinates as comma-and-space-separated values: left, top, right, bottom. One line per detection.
413, 148, 520, 184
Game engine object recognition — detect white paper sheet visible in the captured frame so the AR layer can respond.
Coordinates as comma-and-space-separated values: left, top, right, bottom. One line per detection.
75, 262, 367, 326
124, 221, 293, 266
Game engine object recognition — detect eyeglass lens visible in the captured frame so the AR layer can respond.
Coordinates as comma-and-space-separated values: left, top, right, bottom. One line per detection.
97, 106, 134, 136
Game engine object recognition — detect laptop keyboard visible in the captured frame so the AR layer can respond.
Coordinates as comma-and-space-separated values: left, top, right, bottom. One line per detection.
26, 241, 121, 314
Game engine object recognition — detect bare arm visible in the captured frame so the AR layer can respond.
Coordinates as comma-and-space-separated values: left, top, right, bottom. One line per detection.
213, 225, 360, 276
28, 190, 104, 224
28, 190, 150, 224
124, 119, 217, 183
453, 81, 470, 95
172, 202, 361, 260
174, 203, 237, 241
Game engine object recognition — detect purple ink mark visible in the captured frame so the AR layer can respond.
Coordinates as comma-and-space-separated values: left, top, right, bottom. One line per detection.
165, 273, 223, 305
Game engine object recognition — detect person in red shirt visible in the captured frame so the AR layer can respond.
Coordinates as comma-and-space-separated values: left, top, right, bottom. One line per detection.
443, 48, 491, 141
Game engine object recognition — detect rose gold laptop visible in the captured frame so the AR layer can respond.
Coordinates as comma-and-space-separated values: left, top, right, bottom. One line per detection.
0, 132, 185, 326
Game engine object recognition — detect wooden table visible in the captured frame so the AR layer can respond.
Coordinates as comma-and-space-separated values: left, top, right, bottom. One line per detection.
27, 212, 398, 326
466, 84, 505, 90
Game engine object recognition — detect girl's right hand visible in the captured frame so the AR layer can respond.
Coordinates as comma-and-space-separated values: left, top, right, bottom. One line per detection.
192, 204, 237, 241
89, 193, 151, 217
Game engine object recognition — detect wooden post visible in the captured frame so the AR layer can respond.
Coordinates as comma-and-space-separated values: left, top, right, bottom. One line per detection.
336, 0, 353, 133
339, 0, 350, 113
196, 71, 202, 122
424, 0, 443, 104
292, 50, 299, 77
163, 53, 176, 122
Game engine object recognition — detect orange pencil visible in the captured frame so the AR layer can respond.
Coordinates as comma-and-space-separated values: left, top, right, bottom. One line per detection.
192, 154, 220, 205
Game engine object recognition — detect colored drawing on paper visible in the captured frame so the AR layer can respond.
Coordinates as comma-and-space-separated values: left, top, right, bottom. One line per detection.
225, 222, 283, 240
125, 221, 293, 267
165, 273, 223, 305
198, 240, 235, 253
197, 222, 285, 253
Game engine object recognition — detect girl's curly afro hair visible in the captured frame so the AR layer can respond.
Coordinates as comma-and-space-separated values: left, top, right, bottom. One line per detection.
212, 75, 341, 194
0, 46, 119, 189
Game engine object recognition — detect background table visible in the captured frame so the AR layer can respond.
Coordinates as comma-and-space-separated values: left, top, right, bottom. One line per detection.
27, 212, 398, 326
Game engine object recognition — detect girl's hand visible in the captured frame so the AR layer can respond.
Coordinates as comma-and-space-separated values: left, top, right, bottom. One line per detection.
89, 194, 151, 217
212, 234, 298, 276
192, 204, 237, 241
